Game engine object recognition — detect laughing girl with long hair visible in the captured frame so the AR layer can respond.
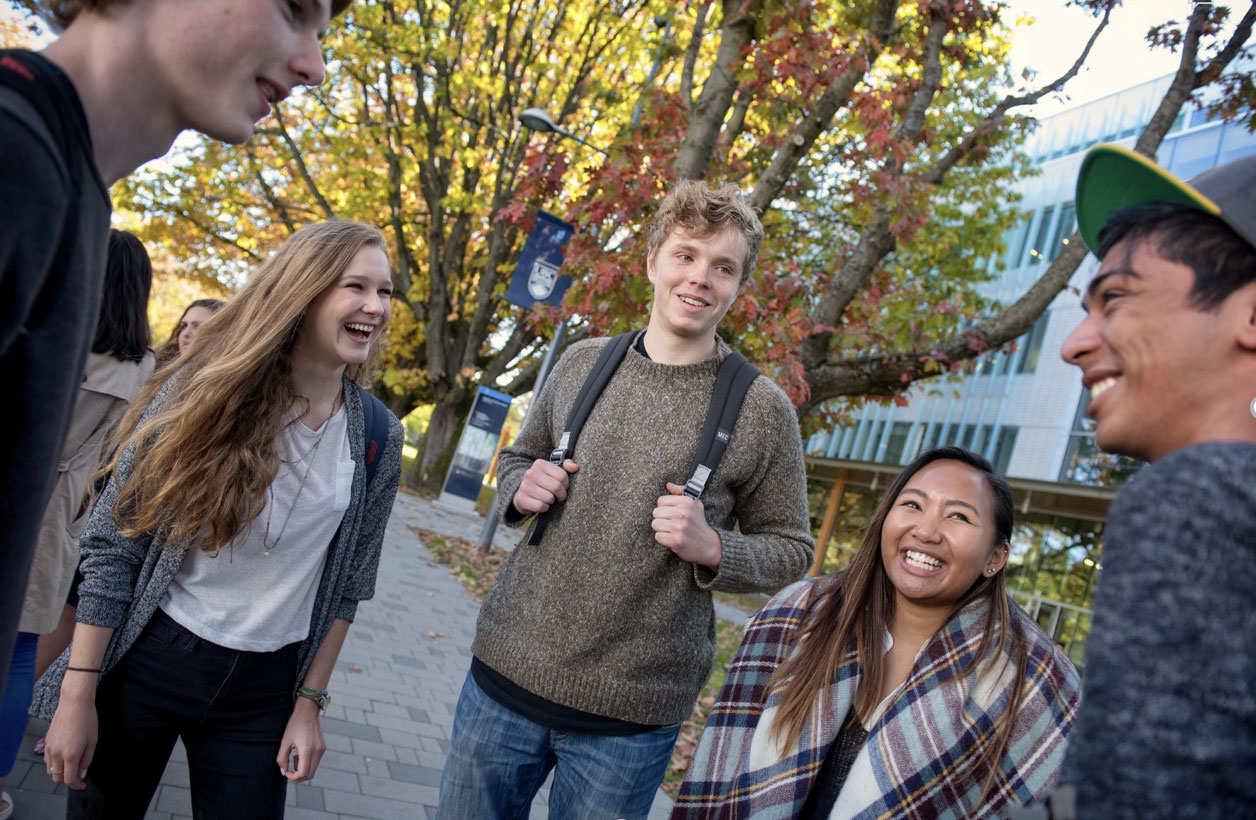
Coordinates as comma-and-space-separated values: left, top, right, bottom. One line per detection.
39, 221, 403, 820
673, 447, 1081, 819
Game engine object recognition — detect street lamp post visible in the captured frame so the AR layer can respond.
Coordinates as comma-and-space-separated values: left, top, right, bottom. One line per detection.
516, 108, 609, 157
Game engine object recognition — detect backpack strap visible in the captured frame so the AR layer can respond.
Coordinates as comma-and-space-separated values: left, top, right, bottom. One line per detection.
356, 384, 390, 486
683, 351, 759, 500
526, 331, 636, 547
0, 51, 83, 186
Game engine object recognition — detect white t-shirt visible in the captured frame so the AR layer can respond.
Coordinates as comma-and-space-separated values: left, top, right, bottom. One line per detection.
161, 405, 354, 651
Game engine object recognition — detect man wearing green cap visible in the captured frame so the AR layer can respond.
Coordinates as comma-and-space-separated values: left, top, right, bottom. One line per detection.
1056, 145, 1256, 817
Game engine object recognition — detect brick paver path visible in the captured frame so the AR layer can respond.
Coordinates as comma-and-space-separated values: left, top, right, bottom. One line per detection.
9, 492, 674, 819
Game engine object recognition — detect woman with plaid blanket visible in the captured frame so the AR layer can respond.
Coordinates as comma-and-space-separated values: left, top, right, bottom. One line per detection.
673, 447, 1081, 819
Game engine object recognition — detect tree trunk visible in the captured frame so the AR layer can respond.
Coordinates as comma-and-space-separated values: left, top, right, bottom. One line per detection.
416, 396, 465, 494
673, 0, 763, 180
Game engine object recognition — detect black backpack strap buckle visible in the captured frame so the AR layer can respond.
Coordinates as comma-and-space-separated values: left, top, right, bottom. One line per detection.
527, 333, 636, 547
683, 465, 711, 500
548, 432, 572, 466
682, 352, 759, 502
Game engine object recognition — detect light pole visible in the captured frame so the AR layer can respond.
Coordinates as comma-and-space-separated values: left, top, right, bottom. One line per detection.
474, 109, 606, 552
516, 108, 609, 157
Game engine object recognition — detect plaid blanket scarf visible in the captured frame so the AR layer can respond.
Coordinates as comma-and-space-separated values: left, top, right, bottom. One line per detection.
673, 578, 1080, 819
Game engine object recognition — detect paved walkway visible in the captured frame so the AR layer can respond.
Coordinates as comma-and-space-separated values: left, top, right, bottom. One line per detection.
9, 492, 676, 819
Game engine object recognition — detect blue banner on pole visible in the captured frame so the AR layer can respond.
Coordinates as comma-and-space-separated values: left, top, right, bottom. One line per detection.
441, 387, 514, 505
505, 211, 575, 309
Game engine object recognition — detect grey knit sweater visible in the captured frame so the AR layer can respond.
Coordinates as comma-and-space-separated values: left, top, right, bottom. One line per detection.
1060, 442, 1256, 818
478, 337, 813, 726
32, 378, 403, 719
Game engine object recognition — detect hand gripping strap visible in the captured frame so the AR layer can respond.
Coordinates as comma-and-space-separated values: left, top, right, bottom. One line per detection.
683, 352, 759, 500
526, 331, 636, 547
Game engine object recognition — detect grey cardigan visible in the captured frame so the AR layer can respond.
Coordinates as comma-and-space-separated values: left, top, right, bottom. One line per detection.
33, 377, 403, 719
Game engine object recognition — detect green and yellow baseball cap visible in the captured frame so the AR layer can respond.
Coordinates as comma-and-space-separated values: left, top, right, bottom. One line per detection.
1075, 143, 1256, 255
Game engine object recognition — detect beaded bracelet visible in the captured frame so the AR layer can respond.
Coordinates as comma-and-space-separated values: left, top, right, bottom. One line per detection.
296, 685, 331, 711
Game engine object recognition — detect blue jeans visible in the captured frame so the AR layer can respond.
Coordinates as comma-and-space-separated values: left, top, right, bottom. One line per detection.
0, 632, 38, 777
437, 671, 681, 820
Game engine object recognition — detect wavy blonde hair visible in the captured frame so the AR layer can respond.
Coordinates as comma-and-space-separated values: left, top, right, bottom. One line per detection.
103, 221, 388, 554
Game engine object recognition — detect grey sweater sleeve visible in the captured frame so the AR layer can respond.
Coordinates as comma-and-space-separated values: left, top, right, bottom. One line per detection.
1061, 443, 1256, 819
494, 346, 579, 528
74, 386, 173, 629
696, 379, 813, 594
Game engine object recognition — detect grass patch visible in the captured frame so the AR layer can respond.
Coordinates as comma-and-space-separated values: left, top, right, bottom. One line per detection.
475, 485, 496, 517
713, 590, 769, 616
409, 522, 747, 792
661, 617, 745, 796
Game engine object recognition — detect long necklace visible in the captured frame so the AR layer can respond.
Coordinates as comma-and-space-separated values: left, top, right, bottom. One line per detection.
263, 397, 339, 557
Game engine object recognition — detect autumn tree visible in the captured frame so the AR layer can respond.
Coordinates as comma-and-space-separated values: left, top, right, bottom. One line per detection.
116, 0, 670, 490
34, 0, 1249, 484
2, 1, 46, 47
534, 0, 1255, 424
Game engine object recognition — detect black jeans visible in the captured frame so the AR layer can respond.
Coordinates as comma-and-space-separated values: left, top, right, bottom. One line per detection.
69, 609, 300, 820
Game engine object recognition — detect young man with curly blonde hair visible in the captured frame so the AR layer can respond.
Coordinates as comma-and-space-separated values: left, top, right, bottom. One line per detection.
436, 181, 814, 819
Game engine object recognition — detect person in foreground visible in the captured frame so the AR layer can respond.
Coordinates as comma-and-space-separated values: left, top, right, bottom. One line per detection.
1050, 146, 1256, 817
0, 0, 346, 703
35, 221, 402, 820
0, 230, 156, 820
436, 181, 813, 819
673, 447, 1081, 820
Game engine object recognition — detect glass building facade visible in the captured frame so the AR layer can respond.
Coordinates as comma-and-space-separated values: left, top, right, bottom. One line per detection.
803, 58, 1256, 668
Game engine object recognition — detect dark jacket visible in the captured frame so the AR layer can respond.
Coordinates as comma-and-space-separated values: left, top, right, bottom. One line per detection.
1060, 442, 1256, 818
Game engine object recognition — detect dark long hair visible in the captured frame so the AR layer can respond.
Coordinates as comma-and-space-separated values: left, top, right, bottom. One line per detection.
767, 447, 1025, 801
91, 230, 152, 362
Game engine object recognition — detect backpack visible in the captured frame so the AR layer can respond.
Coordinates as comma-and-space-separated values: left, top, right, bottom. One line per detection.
356, 383, 390, 487
527, 331, 760, 547
0, 50, 86, 189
